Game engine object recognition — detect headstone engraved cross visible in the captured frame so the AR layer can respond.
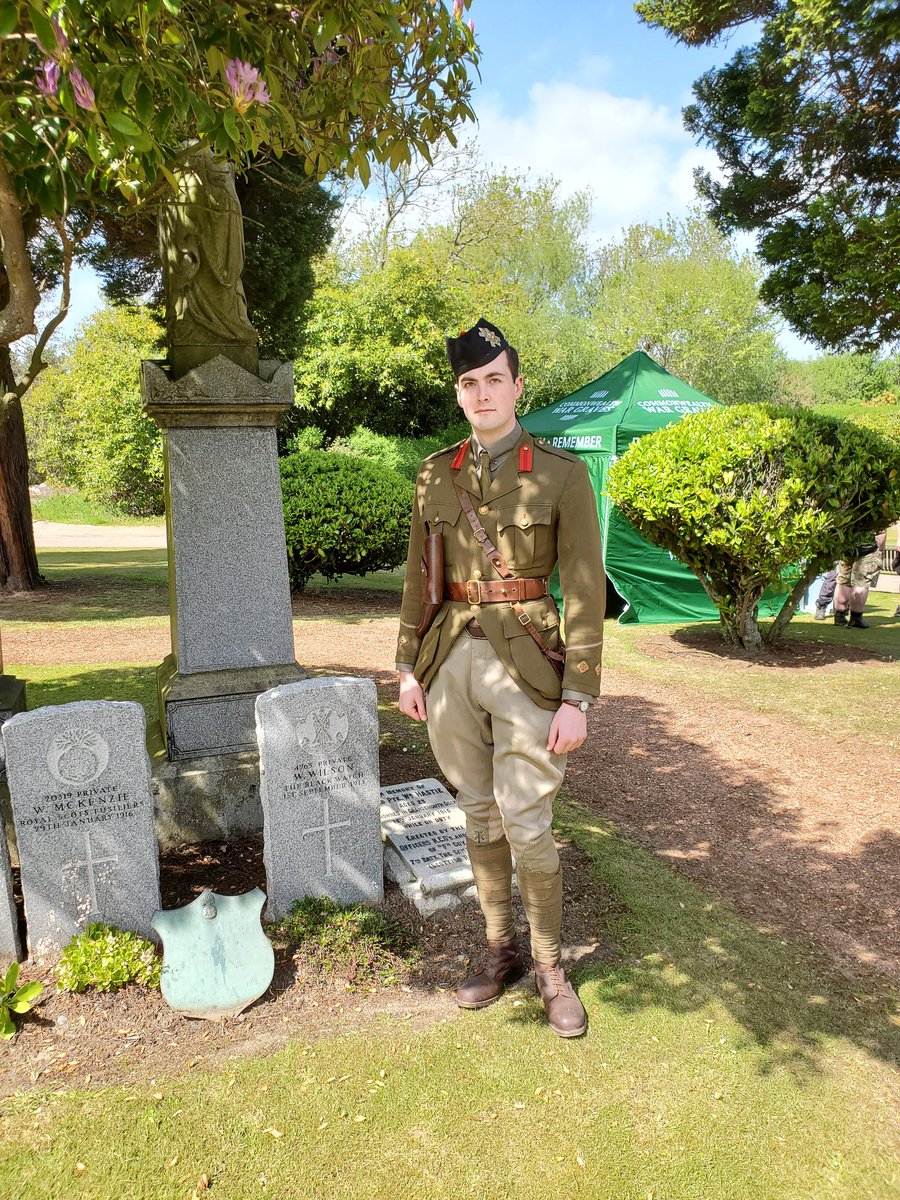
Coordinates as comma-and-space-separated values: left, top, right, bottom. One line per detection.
256, 677, 383, 919
63, 832, 119, 923
302, 794, 352, 877
2, 701, 161, 959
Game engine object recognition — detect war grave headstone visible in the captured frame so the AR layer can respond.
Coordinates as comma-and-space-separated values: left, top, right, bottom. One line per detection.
256, 677, 383, 920
3, 701, 161, 959
380, 778, 475, 916
0, 830, 21, 962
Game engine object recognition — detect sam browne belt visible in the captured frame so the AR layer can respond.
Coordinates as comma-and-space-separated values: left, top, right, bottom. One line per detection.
445, 577, 549, 604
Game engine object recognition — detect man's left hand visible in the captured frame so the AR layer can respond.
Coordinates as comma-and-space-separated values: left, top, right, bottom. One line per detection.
547, 704, 588, 755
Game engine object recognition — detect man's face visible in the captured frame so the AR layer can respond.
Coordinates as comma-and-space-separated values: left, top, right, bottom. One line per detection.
455, 353, 523, 444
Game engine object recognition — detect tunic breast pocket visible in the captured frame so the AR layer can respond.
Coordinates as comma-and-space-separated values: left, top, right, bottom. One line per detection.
496, 503, 554, 570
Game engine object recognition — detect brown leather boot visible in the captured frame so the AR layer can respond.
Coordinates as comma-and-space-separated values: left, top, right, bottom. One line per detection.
456, 938, 525, 1009
534, 962, 587, 1037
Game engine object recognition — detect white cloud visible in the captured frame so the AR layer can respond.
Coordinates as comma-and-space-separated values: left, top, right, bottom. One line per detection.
470, 81, 719, 244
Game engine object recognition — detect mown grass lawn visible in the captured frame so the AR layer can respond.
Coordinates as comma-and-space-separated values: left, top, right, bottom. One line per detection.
1, 541, 898, 1198
1, 800, 897, 1199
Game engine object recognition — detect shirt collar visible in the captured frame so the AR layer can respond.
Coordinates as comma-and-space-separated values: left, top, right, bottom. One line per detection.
470, 421, 523, 463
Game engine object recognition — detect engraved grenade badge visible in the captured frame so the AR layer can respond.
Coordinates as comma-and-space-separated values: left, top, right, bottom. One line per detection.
47, 729, 110, 785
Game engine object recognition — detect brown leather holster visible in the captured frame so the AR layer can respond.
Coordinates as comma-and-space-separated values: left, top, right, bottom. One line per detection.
415, 524, 444, 637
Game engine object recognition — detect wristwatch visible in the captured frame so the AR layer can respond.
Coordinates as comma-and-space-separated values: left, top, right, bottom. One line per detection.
562, 699, 590, 713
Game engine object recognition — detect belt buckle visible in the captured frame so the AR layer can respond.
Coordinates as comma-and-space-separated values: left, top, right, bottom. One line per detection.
465, 579, 482, 604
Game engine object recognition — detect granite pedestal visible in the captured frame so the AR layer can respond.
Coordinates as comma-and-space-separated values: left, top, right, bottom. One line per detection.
143, 356, 306, 840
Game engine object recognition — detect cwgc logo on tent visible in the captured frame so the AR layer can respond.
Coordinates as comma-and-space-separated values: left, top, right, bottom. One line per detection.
637, 389, 716, 415
552, 394, 621, 423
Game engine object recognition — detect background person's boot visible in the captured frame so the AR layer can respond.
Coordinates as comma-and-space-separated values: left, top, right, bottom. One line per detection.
833, 608, 849, 625
848, 611, 870, 628
456, 938, 524, 1008
814, 605, 828, 621
533, 961, 587, 1037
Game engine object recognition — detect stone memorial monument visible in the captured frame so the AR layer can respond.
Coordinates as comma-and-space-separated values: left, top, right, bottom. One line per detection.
2, 701, 161, 958
380, 778, 475, 917
256, 677, 383, 919
0, 627, 26, 782
145, 146, 305, 845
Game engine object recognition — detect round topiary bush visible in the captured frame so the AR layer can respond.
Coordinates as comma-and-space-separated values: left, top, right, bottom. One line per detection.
280, 449, 412, 592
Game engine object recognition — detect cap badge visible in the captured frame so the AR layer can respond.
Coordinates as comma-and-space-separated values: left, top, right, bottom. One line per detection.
478, 326, 501, 348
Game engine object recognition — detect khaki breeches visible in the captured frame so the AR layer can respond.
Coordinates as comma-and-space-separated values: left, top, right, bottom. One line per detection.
426, 632, 566, 873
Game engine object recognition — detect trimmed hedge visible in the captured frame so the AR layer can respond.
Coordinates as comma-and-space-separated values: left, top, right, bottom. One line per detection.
280, 449, 412, 592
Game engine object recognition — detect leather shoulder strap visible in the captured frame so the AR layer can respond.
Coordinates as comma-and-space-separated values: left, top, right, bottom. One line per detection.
453, 482, 513, 579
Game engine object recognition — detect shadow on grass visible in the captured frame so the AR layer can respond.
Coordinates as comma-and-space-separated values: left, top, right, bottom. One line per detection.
562, 803, 900, 1080
556, 690, 900, 1077
662, 592, 900, 667
21, 666, 159, 714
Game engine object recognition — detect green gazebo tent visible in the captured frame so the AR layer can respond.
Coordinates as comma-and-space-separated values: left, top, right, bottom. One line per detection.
521, 350, 782, 624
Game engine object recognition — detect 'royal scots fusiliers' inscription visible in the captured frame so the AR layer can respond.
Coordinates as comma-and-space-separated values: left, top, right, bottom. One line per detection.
256, 678, 383, 919
2, 701, 161, 959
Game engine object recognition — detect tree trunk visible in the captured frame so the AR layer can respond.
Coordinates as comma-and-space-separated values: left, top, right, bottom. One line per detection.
764, 560, 823, 645
0, 346, 41, 591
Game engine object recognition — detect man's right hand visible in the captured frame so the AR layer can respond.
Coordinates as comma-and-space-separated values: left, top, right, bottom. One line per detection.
398, 670, 427, 721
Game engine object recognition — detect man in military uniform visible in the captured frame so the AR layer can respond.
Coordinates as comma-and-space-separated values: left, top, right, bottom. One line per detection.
396, 319, 605, 1038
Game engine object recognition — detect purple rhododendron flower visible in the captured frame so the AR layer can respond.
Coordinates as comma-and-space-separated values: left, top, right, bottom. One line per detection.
70, 66, 95, 111
35, 58, 61, 97
225, 58, 271, 113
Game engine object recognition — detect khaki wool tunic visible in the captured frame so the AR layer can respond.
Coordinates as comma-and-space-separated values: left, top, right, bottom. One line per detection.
397, 427, 606, 709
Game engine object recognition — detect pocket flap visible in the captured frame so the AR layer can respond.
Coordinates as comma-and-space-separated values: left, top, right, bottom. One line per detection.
422, 502, 462, 527
497, 503, 553, 532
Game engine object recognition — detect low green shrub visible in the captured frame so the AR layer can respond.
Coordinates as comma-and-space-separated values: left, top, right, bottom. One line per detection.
280, 449, 412, 591
56, 923, 162, 993
272, 896, 418, 987
332, 422, 470, 483
0, 962, 43, 1039
815, 403, 900, 444
608, 403, 900, 650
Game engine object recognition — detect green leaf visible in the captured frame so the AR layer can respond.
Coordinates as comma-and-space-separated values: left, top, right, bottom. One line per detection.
105, 110, 143, 139
1, 961, 19, 996
0, 2, 19, 37
27, 3, 57, 55
222, 107, 238, 143
135, 82, 154, 125
120, 65, 140, 103
0, 1007, 15, 1040
9, 981, 43, 1010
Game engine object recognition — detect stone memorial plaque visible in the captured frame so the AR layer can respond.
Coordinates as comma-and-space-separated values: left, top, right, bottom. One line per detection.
2, 701, 161, 958
0, 831, 21, 962
380, 778, 473, 895
256, 677, 383, 919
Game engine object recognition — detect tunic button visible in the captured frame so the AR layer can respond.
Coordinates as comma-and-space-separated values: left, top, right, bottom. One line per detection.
472, 570, 482, 580
479, 504, 489, 515
520, 517, 528, 526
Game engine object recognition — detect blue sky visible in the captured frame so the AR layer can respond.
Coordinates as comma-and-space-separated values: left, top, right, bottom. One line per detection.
65, 3, 814, 356
463, 0, 740, 242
